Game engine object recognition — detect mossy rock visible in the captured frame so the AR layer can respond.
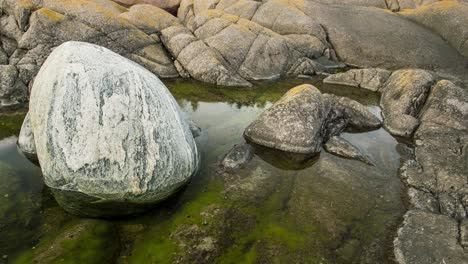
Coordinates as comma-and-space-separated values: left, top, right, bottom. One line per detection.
13, 219, 120, 264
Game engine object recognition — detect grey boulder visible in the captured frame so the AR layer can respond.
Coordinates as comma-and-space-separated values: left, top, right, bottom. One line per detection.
244, 84, 381, 155
27, 41, 199, 217
221, 143, 254, 172
380, 69, 435, 137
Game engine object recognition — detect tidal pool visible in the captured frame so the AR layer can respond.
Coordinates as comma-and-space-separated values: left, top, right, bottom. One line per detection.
0, 78, 406, 263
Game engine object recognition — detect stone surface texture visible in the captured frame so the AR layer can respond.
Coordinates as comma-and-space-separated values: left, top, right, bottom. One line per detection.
380, 69, 435, 137
17, 112, 37, 164
27, 41, 199, 217
323, 68, 391, 92
221, 142, 254, 172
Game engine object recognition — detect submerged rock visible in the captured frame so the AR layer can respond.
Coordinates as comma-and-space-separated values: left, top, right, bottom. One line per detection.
244, 84, 381, 155
323, 68, 391, 92
221, 143, 254, 172
380, 69, 435, 137
17, 113, 38, 164
27, 41, 199, 217
324, 136, 374, 165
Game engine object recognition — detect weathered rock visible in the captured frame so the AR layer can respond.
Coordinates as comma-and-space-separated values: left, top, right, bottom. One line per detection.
380, 69, 435, 137
324, 136, 374, 165
461, 219, 468, 249
112, 0, 181, 12
244, 84, 381, 154
27, 41, 199, 217
0, 65, 28, 109
17, 112, 38, 164
394, 210, 466, 264
400, 1, 468, 57
323, 68, 391, 92
406, 188, 439, 213
221, 142, 254, 172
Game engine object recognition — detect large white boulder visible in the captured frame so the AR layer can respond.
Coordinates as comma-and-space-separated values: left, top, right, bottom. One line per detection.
27, 41, 199, 217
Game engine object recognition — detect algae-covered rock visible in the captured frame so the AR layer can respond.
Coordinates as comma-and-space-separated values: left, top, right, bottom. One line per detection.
28, 41, 199, 217
13, 219, 120, 264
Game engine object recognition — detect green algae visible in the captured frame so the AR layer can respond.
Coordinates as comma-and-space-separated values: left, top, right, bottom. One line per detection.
13, 219, 119, 264
0, 111, 27, 140
1, 78, 404, 263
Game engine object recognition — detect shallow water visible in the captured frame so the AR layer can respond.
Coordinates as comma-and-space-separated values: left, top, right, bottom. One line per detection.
0, 78, 405, 263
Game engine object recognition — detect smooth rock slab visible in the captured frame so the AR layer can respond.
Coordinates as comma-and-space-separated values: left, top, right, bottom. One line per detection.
27, 41, 199, 217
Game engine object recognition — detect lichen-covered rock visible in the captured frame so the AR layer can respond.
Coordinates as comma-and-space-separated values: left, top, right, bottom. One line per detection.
394, 210, 466, 264
112, 0, 181, 13
323, 68, 391, 92
244, 84, 381, 154
380, 69, 435, 137
324, 136, 374, 165
17, 112, 38, 164
27, 41, 199, 217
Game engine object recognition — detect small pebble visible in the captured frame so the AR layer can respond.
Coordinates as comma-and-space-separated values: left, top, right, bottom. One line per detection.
2, 255, 8, 260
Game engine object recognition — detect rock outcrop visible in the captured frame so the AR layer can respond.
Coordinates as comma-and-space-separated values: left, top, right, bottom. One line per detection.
25, 41, 199, 217
380, 69, 435, 137
400, 1, 468, 57
397, 79, 468, 263
244, 84, 381, 155
323, 68, 391, 92
0, 65, 28, 109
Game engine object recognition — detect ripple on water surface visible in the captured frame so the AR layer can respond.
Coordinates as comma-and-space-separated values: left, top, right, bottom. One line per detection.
0, 79, 406, 264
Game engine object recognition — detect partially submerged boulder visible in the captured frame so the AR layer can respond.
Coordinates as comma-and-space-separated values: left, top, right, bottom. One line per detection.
324, 136, 374, 165
380, 69, 435, 137
323, 68, 391, 92
221, 143, 254, 172
244, 84, 381, 155
26, 41, 199, 217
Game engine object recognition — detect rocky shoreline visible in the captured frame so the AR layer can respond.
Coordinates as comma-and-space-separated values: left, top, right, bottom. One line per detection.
1, 0, 467, 263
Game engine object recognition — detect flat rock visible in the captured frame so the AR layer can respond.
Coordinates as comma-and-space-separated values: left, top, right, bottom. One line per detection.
380, 69, 435, 137
244, 84, 381, 154
323, 68, 391, 92
112, 0, 181, 12
324, 136, 374, 165
394, 210, 466, 264
27, 41, 199, 217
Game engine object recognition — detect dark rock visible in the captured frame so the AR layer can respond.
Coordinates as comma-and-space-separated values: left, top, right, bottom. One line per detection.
324, 136, 374, 165
221, 143, 254, 172
406, 188, 439, 213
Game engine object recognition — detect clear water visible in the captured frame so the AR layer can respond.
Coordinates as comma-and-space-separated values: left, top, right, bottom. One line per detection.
0, 78, 405, 264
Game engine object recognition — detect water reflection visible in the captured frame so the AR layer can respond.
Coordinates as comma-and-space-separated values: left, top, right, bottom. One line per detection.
0, 79, 404, 263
